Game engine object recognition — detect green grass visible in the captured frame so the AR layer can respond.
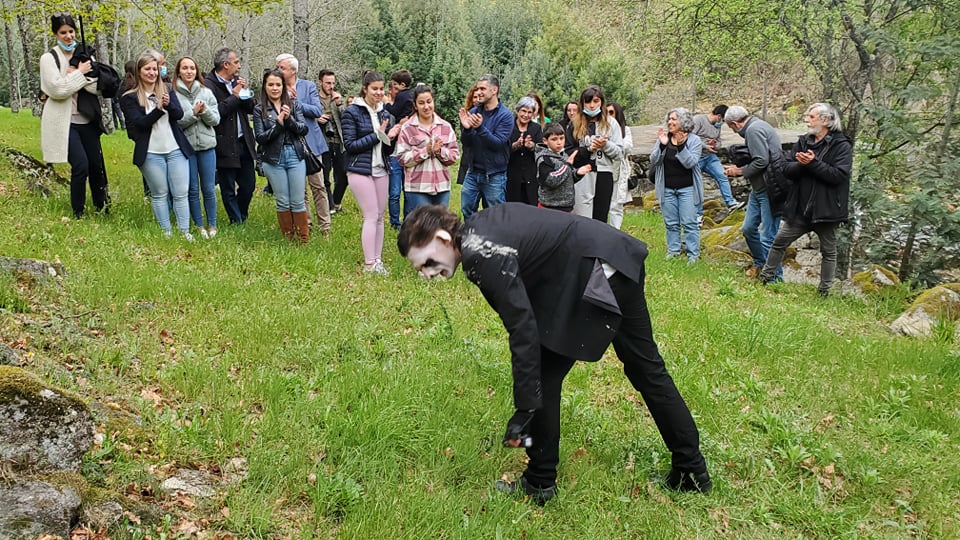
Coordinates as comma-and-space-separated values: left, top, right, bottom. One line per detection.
1, 107, 958, 539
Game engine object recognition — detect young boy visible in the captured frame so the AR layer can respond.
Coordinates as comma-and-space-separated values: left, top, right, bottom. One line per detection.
534, 122, 592, 212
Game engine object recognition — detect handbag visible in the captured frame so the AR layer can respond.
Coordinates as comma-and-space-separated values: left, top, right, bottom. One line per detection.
299, 135, 323, 175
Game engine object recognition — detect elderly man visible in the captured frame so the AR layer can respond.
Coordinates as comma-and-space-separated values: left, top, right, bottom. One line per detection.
398, 203, 712, 504
204, 48, 256, 224
760, 103, 852, 295
723, 106, 782, 279
276, 53, 331, 235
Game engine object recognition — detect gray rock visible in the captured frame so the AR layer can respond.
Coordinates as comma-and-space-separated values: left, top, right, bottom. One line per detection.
0, 343, 20, 366
890, 284, 960, 338
160, 469, 217, 498
0, 479, 81, 540
0, 366, 94, 472
82, 500, 124, 531
0, 256, 66, 282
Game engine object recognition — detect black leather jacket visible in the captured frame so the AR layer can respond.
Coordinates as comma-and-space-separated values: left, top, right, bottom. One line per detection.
253, 100, 309, 165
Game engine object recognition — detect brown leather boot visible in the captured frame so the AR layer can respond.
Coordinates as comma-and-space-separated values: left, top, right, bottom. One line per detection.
292, 211, 310, 243
277, 211, 295, 241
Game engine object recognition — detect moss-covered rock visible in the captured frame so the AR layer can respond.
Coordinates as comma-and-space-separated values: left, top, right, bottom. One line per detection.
702, 226, 742, 249
851, 265, 900, 294
706, 245, 754, 266
890, 283, 960, 338
642, 192, 659, 211
0, 477, 81, 540
0, 366, 94, 473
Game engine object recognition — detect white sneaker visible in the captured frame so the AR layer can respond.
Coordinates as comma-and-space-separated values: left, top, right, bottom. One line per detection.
697, 215, 704, 227
207, 228, 218, 238
182, 231, 195, 242
199, 228, 210, 240
163, 230, 173, 239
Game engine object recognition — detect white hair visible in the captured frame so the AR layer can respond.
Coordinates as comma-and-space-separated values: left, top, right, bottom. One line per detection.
275, 53, 298, 72
724, 105, 749, 123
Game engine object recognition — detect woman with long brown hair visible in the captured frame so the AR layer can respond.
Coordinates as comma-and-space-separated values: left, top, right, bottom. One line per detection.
571, 85, 623, 223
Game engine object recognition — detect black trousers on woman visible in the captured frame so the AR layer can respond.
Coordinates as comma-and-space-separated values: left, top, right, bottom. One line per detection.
67, 123, 109, 218
522, 268, 707, 489
592, 170, 615, 222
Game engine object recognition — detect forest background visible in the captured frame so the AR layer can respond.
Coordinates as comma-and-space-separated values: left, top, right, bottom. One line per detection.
0, 0, 958, 283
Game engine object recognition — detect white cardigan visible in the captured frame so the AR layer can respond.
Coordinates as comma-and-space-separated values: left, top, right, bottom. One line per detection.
39, 48, 99, 163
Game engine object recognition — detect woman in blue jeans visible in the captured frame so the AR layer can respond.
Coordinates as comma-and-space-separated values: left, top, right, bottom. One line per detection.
650, 108, 703, 263
253, 69, 310, 242
120, 51, 194, 240
174, 56, 220, 239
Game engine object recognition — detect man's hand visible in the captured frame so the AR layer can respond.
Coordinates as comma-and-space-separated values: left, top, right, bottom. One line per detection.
458, 107, 472, 129
724, 164, 742, 176
503, 409, 535, 448
795, 150, 816, 165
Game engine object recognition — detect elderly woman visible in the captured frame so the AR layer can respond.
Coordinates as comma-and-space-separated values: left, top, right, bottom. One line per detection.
39, 13, 109, 218
650, 108, 703, 263
506, 96, 543, 205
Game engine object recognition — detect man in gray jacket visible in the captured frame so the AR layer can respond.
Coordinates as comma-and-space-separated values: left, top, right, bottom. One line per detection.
723, 106, 782, 279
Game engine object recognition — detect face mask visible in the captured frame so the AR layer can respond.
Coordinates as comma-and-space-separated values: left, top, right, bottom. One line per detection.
714, 121, 723, 128
583, 106, 602, 118
159, 65, 168, 78
57, 40, 77, 52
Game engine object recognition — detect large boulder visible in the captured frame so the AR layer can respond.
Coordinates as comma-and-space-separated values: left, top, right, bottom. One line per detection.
849, 265, 901, 296
0, 477, 82, 540
890, 283, 960, 339
0, 366, 94, 472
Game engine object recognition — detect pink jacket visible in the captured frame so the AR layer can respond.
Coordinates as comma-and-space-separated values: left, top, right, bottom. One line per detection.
395, 115, 460, 194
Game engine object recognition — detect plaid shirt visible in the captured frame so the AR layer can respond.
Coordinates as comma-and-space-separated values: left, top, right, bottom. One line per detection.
395, 115, 460, 194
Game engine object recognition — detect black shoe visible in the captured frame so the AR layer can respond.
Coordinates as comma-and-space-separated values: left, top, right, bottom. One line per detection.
663, 468, 712, 493
495, 477, 557, 505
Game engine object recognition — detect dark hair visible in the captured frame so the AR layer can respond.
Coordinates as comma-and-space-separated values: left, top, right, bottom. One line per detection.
573, 85, 609, 141
213, 48, 235, 72
390, 69, 412, 87
527, 92, 546, 124
477, 74, 500, 89
51, 14, 76, 34
260, 69, 292, 110
397, 205, 462, 256
607, 101, 627, 137
412, 85, 435, 118
318, 69, 335, 80
711, 104, 729, 118
122, 59, 137, 92
359, 70, 384, 98
543, 122, 565, 138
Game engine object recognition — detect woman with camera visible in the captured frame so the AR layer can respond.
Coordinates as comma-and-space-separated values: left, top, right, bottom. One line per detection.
39, 13, 109, 218
120, 50, 195, 240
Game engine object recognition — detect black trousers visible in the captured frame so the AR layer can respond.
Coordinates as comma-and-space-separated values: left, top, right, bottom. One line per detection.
523, 267, 707, 488
322, 146, 349, 207
506, 178, 539, 206
217, 143, 256, 224
592, 170, 614, 222
67, 123, 109, 217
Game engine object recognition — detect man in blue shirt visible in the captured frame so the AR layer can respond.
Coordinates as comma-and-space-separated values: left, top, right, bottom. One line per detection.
458, 75, 514, 218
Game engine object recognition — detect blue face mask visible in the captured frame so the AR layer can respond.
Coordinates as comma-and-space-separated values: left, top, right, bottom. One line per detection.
714, 121, 723, 128
159, 65, 168, 78
583, 106, 602, 118
57, 40, 77, 52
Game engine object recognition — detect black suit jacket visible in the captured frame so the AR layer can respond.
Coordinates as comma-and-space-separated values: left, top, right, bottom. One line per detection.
119, 86, 194, 167
203, 70, 256, 169
460, 204, 648, 410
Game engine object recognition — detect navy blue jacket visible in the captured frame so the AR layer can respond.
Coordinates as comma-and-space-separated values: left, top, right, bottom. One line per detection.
341, 101, 396, 175
461, 102, 514, 175
120, 87, 195, 167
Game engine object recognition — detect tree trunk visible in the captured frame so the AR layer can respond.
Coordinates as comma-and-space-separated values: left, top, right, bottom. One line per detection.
292, 0, 310, 76
3, 13, 21, 113
16, 13, 40, 116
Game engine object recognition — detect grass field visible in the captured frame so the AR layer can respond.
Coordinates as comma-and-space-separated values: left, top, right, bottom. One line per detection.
1, 107, 958, 539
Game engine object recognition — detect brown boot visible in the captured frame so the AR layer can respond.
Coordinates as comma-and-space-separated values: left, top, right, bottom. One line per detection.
277, 211, 295, 241
292, 211, 310, 243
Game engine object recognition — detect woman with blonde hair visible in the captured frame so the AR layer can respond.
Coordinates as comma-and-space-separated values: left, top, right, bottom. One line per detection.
120, 50, 195, 240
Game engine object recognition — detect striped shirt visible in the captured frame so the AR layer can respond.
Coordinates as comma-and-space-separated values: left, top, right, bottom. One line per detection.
395, 115, 460, 194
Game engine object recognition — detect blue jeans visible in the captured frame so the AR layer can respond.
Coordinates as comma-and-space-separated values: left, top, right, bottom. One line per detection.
405, 191, 450, 214
141, 149, 190, 233
261, 145, 307, 213
188, 148, 218, 228
460, 170, 506, 218
742, 190, 781, 276
388, 156, 405, 226
661, 186, 699, 260
698, 154, 736, 214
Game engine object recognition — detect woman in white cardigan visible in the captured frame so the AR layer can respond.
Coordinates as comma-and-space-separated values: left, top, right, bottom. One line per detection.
39, 13, 108, 218
606, 101, 633, 230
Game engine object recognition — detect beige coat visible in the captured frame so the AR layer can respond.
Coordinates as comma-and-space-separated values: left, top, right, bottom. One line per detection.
39, 48, 99, 163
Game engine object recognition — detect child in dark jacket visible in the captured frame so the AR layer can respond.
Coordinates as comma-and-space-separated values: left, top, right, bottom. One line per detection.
534, 122, 591, 212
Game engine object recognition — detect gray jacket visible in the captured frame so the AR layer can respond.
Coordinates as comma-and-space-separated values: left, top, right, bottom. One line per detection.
738, 116, 782, 192
175, 80, 220, 152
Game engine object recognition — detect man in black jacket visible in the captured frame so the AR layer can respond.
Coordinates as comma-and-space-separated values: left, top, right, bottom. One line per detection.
204, 48, 257, 224
760, 103, 852, 296
398, 204, 711, 504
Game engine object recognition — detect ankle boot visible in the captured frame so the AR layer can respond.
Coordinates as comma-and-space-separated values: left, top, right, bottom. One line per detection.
292, 211, 310, 243
277, 211, 295, 241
